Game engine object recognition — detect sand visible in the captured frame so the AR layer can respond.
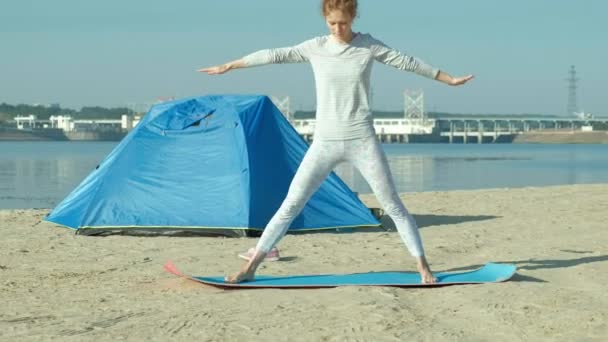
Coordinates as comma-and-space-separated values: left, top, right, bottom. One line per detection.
1, 184, 607, 341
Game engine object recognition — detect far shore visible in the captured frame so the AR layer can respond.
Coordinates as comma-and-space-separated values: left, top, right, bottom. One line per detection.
513, 130, 608, 144
2, 129, 608, 144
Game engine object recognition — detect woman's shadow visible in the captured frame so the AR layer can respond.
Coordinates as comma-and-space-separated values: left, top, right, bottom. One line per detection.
375, 210, 608, 283
441, 252, 608, 283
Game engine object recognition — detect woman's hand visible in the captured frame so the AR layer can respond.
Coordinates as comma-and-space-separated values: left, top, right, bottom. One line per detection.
197, 59, 245, 75
436, 71, 474, 86
197, 63, 232, 75
448, 74, 474, 86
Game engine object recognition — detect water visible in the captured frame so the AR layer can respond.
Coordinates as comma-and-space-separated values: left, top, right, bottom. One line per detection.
336, 143, 608, 194
1, 141, 607, 209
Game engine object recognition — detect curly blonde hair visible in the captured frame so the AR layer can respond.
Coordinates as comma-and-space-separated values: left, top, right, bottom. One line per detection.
321, 0, 358, 18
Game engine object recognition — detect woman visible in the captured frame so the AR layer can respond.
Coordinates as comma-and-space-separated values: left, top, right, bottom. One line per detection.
199, 0, 474, 284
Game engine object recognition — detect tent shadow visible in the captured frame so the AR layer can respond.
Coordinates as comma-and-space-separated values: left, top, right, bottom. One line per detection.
277, 256, 298, 262
380, 213, 500, 231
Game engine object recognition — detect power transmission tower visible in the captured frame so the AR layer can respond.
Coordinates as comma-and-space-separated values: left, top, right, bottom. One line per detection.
271, 96, 292, 122
404, 89, 425, 121
566, 65, 579, 116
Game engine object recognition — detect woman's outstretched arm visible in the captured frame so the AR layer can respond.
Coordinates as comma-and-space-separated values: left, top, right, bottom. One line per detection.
370, 35, 473, 86
198, 38, 315, 75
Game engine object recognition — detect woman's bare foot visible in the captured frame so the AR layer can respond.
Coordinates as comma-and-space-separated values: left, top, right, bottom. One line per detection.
225, 268, 255, 283
224, 249, 267, 284
416, 257, 437, 284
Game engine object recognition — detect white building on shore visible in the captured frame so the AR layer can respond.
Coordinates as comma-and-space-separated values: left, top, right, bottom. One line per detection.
14, 115, 142, 132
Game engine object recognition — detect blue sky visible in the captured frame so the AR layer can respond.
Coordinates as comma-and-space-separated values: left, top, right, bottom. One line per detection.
1, 0, 606, 115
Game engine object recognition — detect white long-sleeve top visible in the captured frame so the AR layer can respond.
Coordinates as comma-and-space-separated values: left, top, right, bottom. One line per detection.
243, 33, 439, 140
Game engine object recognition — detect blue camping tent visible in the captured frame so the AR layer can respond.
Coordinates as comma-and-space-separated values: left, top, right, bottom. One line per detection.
45, 95, 380, 236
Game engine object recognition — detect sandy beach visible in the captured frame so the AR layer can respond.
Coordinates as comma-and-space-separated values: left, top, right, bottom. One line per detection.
1, 184, 606, 341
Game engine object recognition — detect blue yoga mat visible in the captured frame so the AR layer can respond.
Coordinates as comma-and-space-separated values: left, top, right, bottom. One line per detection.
164, 262, 516, 289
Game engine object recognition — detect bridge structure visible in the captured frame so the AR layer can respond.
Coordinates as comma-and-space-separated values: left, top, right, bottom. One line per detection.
437, 116, 608, 144
289, 115, 608, 144
284, 89, 608, 144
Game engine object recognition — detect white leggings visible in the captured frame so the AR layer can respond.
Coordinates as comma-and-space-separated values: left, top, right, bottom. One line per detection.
256, 135, 425, 257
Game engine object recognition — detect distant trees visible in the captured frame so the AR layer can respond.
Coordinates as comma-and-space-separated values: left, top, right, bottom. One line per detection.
0, 103, 71, 119
78, 106, 129, 119
0, 112, 11, 125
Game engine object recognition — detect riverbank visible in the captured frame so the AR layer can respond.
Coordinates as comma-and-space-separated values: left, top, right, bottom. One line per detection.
513, 131, 608, 144
0, 128, 67, 141
1, 184, 606, 341
0, 128, 126, 141
3, 127, 608, 144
